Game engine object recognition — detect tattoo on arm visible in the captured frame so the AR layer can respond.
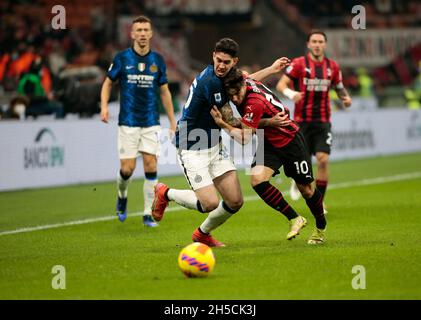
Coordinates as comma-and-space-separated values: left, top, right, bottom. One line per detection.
336, 87, 350, 99
220, 104, 241, 128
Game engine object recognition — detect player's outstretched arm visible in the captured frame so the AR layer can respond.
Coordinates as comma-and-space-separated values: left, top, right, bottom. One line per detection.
276, 75, 303, 102
160, 84, 177, 133
249, 57, 291, 82
100, 77, 113, 123
210, 106, 253, 145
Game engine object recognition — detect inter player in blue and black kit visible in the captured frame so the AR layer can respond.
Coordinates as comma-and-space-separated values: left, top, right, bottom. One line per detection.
151, 38, 291, 246
100, 16, 176, 227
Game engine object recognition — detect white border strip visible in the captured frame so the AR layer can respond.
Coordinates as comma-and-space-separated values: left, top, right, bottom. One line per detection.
1, 171, 421, 237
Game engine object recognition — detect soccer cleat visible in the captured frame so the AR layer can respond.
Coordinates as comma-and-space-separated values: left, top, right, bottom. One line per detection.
323, 202, 328, 215
192, 228, 225, 247
289, 180, 301, 201
116, 197, 128, 222
151, 183, 169, 222
308, 227, 326, 245
286, 216, 307, 240
143, 214, 159, 227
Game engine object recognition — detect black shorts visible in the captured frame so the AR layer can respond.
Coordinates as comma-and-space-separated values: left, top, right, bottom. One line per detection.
251, 131, 314, 185
298, 122, 332, 155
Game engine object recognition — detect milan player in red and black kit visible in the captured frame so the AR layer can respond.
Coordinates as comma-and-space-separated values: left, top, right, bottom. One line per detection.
211, 67, 327, 244
276, 30, 352, 212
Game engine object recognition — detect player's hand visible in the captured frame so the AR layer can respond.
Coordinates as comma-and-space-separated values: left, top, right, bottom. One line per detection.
169, 122, 177, 139
271, 57, 291, 73
293, 91, 304, 103
210, 105, 225, 127
341, 95, 352, 108
100, 106, 109, 123
269, 111, 291, 127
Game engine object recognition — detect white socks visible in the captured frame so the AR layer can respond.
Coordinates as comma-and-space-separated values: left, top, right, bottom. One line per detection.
200, 201, 233, 234
143, 178, 158, 215
117, 172, 130, 198
167, 189, 199, 210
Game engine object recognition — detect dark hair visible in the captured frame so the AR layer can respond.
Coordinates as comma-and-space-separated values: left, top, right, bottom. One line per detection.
214, 38, 239, 58
132, 15, 152, 25
223, 67, 244, 96
307, 30, 327, 42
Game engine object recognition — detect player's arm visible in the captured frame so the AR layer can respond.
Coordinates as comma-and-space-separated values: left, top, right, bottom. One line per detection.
100, 76, 113, 123
258, 111, 291, 128
159, 83, 177, 133
210, 106, 254, 145
335, 86, 352, 108
219, 103, 242, 128
249, 57, 291, 82
276, 74, 303, 103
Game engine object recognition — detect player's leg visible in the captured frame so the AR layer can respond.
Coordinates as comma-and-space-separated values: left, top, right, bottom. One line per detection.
251, 165, 306, 240
141, 152, 159, 227
116, 126, 140, 222
151, 147, 218, 222
314, 122, 332, 213
116, 158, 136, 222
138, 125, 162, 227
284, 131, 326, 244
191, 144, 242, 247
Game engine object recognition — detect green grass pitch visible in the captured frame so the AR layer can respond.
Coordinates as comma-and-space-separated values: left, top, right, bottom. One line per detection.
1, 152, 421, 299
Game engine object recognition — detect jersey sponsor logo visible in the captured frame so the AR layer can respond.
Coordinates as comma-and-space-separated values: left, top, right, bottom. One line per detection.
303, 78, 331, 92
138, 63, 146, 72
305, 67, 311, 74
126, 66, 135, 70
149, 63, 158, 73
214, 93, 222, 103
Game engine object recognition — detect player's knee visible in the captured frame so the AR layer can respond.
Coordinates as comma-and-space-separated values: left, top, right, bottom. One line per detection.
201, 200, 220, 213
250, 175, 266, 188
316, 154, 329, 168
297, 183, 314, 199
120, 167, 134, 178
226, 197, 243, 211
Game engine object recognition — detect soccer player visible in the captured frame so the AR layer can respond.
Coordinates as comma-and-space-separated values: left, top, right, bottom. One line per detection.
100, 16, 177, 227
276, 30, 352, 212
151, 38, 290, 247
211, 67, 327, 244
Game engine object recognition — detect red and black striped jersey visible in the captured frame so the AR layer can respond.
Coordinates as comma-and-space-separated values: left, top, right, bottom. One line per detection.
236, 77, 299, 148
285, 53, 343, 123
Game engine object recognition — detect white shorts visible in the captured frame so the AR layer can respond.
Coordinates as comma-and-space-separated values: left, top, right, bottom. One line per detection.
118, 125, 161, 159
177, 143, 237, 191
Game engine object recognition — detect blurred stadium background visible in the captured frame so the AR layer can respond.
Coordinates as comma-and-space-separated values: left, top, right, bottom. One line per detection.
1, 0, 421, 190
1, 0, 421, 301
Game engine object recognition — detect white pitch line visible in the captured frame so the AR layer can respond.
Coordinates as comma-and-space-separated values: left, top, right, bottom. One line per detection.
1, 171, 421, 237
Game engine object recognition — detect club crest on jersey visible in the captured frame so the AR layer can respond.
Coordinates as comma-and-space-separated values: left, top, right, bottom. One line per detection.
138, 63, 146, 72
149, 63, 158, 73
214, 93, 222, 103
327, 68, 332, 77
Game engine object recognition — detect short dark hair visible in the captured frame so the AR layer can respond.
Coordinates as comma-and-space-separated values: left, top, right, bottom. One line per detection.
214, 38, 239, 58
307, 30, 327, 42
132, 15, 152, 26
223, 67, 244, 97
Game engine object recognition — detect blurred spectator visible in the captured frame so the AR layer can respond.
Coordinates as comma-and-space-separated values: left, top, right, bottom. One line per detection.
17, 58, 64, 119
2, 96, 29, 120
356, 67, 374, 97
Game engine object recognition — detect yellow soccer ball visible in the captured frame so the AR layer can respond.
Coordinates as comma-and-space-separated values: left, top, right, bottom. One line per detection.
178, 242, 215, 278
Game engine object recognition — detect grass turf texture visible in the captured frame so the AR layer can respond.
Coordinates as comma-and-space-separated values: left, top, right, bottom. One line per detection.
1, 152, 421, 299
